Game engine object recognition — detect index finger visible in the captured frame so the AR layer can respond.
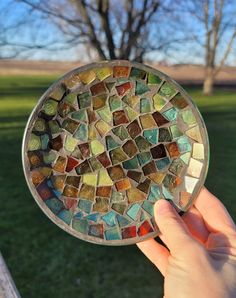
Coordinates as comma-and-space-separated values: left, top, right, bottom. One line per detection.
194, 187, 236, 233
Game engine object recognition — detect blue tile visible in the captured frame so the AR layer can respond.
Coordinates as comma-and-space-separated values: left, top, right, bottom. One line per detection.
102, 211, 117, 227
58, 209, 73, 225
117, 214, 131, 227
155, 157, 170, 170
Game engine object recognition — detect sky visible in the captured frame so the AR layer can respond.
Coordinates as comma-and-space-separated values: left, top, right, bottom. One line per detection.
0, 0, 235, 65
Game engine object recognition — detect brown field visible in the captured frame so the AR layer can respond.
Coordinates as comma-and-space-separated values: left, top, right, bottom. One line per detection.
0, 59, 236, 86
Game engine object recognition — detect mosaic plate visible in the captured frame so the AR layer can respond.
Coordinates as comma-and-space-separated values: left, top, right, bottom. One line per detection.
22, 61, 209, 245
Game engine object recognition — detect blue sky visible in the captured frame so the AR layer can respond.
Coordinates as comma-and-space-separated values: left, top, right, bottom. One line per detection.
1, 0, 235, 65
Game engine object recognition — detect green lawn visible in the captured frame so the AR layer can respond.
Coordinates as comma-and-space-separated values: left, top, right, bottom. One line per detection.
0, 75, 235, 298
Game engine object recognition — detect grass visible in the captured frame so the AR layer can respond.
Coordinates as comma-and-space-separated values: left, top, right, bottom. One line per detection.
0, 75, 235, 298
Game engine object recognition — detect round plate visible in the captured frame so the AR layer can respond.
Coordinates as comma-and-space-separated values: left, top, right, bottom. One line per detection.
22, 61, 209, 245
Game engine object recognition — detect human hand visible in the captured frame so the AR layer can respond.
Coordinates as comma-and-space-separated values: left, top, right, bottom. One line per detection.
137, 187, 236, 298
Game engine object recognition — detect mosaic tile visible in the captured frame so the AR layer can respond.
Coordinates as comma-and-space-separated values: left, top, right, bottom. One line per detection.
137, 152, 152, 166
122, 156, 139, 170
170, 93, 188, 109
159, 82, 176, 98
24, 61, 209, 246
153, 94, 166, 111
110, 148, 128, 165
94, 67, 112, 80
105, 227, 121, 240
130, 67, 146, 79
122, 95, 139, 108
90, 140, 105, 155
115, 178, 131, 191
96, 152, 111, 167
138, 220, 154, 236
112, 125, 129, 140
78, 92, 91, 108
107, 165, 125, 181
116, 82, 132, 96
93, 197, 109, 213
92, 94, 107, 110
155, 157, 170, 170
127, 170, 142, 183
113, 110, 129, 125
98, 169, 113, 186
139, 114, 156, 129
66, 156, 79, 172
127, 188, 146, 203
109, 95, 122, 111
111, 203, 126, 214
135, 81, 150, 95
96, 186, 112, 198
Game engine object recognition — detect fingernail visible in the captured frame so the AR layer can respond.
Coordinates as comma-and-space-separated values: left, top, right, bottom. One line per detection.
155, 199, 171, 215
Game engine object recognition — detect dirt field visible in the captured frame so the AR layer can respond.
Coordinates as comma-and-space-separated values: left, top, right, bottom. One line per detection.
0, 59, 236, 86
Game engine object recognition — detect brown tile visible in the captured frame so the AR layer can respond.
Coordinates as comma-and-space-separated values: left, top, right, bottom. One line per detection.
79, 184, 95, 201
150, 144, 166, 159
75, 160, 92, 175
137, 178, 151, 193
113, 66, 130, 78
63, 185, 79, 198
170, 93, 188, 109
90, 81, 106, 95
96, 186, 112, 197
139, 114, 156, 129
97, 152, 111, 168
111, 203, 126, 214
50, 135, 63, 151
152, 111, 169, 126
109, 148, 128, 165
93, 197, 109, 212
148, 172, 166, 184
166, 142, 180, 158
107, 165, 126, 181
142, 161, 157, 175
115, 178, 131, 191
78, 143, 91, 158
87, 108, 97, 124
127, 120, 141, 138
115, 82, 132, 96
127, 170, 142, 182
53, 156, 67, 173
66, 176, 81, 188
113, 110, 129, 126
122, 140, 138, 157
127, 187, 146, 203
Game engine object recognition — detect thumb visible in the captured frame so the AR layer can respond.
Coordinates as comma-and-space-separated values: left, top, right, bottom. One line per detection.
155, 199, 198, 255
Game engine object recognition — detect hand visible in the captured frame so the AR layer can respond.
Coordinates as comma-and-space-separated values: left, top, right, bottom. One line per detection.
137, 187, 236, 298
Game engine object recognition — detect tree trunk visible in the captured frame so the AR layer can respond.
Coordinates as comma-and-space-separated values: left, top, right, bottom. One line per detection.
203, 67, 214, 95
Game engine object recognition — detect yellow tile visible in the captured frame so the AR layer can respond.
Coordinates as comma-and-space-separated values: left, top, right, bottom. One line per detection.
192, 143, 204, 159
187, 158, 203, 178
88, 125, 97, 140
94, 67, 113, 80
95, 120, 111, 136
98, 169, 114, 186
79, 70, 96, 84
90, 140, 105, 155
64, 135, 78, 152
153, 94, 166, 111
125, 106, 139, 122
82, 173, 98, 187
186, 126, 203, 143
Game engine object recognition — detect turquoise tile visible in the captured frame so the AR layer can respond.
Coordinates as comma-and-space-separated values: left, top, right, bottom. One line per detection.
105, 227, 121, 240
140, 98, 151, 113
85, 213, 100, 222
135, 81, 150, 95
72, 218, 88, 234
71, 109, 87, 122
78, 92, 91, 108
123, 156, 139, 169
102, 211, 117, 227
78, 199, 92, 213
155, 157, 170, 170
127, 203, 140, 220
162, 186, 173, 200
45, 198, 63, 214
74, 123, 88, 142
143, 129, 158, 144
148, 185, 161, 202
117, 215, 131, 227
163, 107, 178, 121
137, 152, 152, 166
58, 209, 73, 225
177, 136, 192, 152
142, 201, 154, 216
105, 135, 120, 150
41, 134, 49, 150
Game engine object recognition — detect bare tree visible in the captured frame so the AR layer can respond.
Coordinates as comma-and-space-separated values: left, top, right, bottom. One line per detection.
0, 0, 179, 62
183, 0, 236, 95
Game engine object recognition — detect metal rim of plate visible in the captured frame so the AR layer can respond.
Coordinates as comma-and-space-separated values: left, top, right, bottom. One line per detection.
22, 60, 209, 246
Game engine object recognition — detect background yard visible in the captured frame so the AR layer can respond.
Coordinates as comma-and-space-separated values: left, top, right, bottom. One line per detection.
0, 74, 236, 298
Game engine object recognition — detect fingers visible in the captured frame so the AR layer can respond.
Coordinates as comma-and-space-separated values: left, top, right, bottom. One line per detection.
182, 206, 209, 244
137, 238, 170, 276
194, 187, 236, 233
154, 199, 199, 255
